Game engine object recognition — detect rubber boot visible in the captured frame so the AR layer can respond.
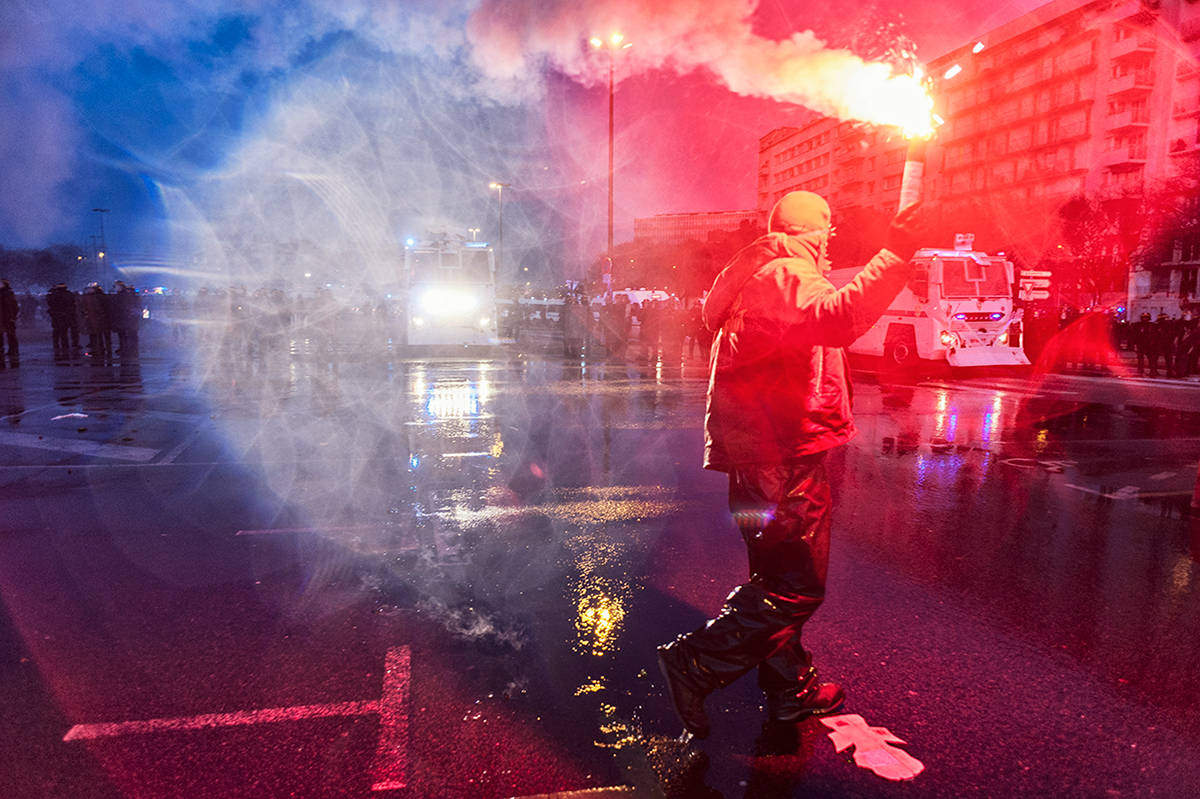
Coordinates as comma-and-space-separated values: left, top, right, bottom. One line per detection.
758, 635, 844, 722
658, 583, 820, 737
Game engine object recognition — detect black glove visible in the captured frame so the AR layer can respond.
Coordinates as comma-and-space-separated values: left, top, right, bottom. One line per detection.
883, 201, 925, 262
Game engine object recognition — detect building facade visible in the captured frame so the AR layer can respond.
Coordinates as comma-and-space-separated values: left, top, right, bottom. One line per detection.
753, 0, 1200, 316
757, 120, 909, 218
924, 0, 1200, 316
632, 210, 761, 244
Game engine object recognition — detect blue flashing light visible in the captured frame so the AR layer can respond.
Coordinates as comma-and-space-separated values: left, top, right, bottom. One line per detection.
954, 313, 966, 320
406, 238, 415, 247
465, 241, 488, 248
990, 312, 1003, 320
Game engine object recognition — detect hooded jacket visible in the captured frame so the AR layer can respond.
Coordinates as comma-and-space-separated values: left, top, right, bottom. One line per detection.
702, 231, 913, 471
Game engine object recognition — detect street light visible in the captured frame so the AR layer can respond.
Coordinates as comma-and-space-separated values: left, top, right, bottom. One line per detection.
469, 228, 480, 241
93, 208, 110, 271
590, 34, 632, 277
489, 182, 510, 275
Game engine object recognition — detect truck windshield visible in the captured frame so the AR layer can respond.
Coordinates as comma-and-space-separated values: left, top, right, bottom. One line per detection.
940, 257, 1010, 298
409, 249, 492, 283
461, 249, 492, 282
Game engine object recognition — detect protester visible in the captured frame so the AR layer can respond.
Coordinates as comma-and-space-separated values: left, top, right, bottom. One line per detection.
0, 278, 19, 360
656, 190, 924, 739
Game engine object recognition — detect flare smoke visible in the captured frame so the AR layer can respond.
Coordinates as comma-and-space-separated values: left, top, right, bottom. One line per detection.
466, 0, 929, 128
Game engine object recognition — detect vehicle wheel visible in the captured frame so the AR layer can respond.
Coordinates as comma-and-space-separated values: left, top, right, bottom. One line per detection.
884, 341, 915, 367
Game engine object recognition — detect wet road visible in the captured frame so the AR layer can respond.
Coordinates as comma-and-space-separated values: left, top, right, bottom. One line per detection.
1, 332, 1199, 798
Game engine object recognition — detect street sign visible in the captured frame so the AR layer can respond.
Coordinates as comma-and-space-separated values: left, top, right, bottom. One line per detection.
1019, 278, 1050, 290
1019, 289, 1051, 301
1020, 270, 1053, 278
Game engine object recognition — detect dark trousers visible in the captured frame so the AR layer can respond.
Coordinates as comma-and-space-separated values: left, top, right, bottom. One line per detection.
52, 322, 70, 349
668, 454, 832, 697
1, 323, 17, 356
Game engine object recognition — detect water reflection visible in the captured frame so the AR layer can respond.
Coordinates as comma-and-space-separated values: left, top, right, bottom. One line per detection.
0, 368, 24, 420
846, 381, 1200, 721
567, 532, 633, 657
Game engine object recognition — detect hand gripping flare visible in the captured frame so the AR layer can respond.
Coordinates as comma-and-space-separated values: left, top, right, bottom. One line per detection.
819, 714, 924, 781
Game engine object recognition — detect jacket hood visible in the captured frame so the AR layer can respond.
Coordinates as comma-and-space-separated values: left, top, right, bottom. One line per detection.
702, 230, 824, 331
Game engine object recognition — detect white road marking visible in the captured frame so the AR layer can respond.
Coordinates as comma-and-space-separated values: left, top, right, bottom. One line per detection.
0, 431, 159, 462
236, 526, 395, 535
63, 700, 380, 741
157, 424, 208, 465
64, 646, 412, 791
1065, 484, 1143, 500
370, 646, 410, 791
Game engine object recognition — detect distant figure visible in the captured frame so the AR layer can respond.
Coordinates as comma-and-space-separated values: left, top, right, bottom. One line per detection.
562, 296, 589, 359
80, 284, 112, 357
112, 282, 142, 356
1175, 313, 1200, 378
1130, 312, 1155, 376
0, 278, 19, 359
46, 283, 78, 353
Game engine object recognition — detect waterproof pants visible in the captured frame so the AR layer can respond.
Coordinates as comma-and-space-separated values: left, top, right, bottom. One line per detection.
668, 453, 831, 698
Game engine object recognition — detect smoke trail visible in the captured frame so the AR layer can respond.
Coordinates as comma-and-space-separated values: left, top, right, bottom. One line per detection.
465, 0, 929, 127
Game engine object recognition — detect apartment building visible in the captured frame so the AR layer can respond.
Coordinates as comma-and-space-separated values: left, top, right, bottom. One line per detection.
632, 209, 760, 244
757, 119, 910, 217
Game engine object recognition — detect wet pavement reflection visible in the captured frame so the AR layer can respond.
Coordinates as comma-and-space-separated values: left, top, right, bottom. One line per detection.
2, 337, 1200, 797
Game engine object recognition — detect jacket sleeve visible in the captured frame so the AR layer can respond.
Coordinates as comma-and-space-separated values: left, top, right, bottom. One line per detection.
792, 248, 914, 347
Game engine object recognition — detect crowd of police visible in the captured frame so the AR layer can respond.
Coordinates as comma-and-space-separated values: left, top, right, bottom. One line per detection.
1125, 311, 1200, 379
1020, 306, 1200, 379
0, 281, 398, 365
7, 276, 1200, 380
0, 280, 145, 363
558, 293, 713, 362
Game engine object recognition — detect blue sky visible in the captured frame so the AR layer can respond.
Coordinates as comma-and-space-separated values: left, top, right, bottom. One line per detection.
0, 0, 1043, 289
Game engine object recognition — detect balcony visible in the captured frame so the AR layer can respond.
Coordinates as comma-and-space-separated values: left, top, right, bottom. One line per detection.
1170, 138, 1200, 157
1108, 70, 1156, 96
1105, 107, 1152, 130
1174, 96, 1200, 118
837, 123, 866, 141
1110, 34, 1157, 61
1099, 145, 1148, 169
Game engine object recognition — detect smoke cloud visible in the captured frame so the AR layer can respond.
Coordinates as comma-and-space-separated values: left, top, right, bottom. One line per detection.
0, 0, 1044, 260
465, 0, 927, 126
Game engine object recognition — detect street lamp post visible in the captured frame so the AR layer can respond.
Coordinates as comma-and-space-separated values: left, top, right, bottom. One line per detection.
92, 208, 110, 274
489, 182, 510, 275
590, 34, 631, 282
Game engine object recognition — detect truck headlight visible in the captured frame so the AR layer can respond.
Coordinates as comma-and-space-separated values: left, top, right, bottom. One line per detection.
939, 330, 957, 347
998, 331, 1009, 345
420, 288, 479, 316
